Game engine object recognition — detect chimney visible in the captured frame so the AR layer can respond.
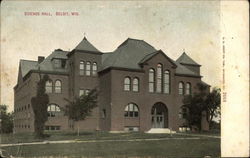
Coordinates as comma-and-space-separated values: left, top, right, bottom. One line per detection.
38, 56, 45, 64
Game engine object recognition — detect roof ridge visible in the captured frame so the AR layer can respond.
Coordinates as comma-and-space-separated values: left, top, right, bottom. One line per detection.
20, 59, 37, 62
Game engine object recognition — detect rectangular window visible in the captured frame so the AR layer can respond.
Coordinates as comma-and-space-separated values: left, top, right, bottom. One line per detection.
102, 109, 106, 118
79, 89, 84, 97
79, 61, 84, 76
54, 59, 61, 68
86, 62, 91, 76
85, 89, 90, 95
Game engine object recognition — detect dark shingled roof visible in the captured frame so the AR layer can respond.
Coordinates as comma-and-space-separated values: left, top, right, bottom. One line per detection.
176, 52, 200, 66
20, 50, 69, 78
74, 37, 100, 52
101, 38, 157, 71
39, 50, 69, 73
19, 37, 202, 79
20, 60, 38, 77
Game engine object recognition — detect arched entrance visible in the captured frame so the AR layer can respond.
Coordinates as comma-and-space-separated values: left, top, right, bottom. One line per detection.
151, 102, 168, 128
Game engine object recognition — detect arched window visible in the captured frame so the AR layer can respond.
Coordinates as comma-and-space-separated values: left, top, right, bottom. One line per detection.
45, 80, 53, 93
124, 103, 139, 117
47, 104, 61, 117
132, 78, 139, 92
79, 61, 84, 76
149, 68, 155, 92
55, 80, 62, 93
92, 62, 97, 76
186, 83, 191, 95
86, 61, 91, 76
156, 64, 162, 93
164, 70, 170, 94
178, 82, 184, 95
124, 77, 131, 91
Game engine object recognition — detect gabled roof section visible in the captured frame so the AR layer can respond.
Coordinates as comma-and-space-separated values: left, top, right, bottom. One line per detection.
101, 38, 157, 71
176, 52, 200, 66
139, 50, 177, 68
20, 60, 38, 78
74, 37, 100, 52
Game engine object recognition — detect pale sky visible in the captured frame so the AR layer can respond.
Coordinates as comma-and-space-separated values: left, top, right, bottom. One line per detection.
1, 1, 221, 111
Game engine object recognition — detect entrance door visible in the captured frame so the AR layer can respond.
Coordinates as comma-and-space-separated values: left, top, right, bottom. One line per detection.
151, 102, 168, 128
152, 110, 164, 128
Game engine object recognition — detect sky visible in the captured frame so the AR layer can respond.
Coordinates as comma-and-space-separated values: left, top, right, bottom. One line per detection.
1, 1, 221, 111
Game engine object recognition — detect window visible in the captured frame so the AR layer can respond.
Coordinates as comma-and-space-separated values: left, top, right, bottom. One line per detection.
149, 68, 155, 92
45, 126, 61, 131
79, 89, 90, 96
55, 80, 62, 93
92, 62, 97, 76
178, 82, 184, 95
47, 104, 61, 117
79, 61, 84, 76
102, 109, 106, 118
186, 83, 191, 95
45, 80, 53, 93
132, 78, 139, 92
54, 59, 66, 68
156, 64, 162, 93
79, 89, 85, 97
86, 62, 91, 76
85, 89, 90, 95
164, 70, 170, 94
124, 103, 139, 117
54, 59, 62, 68
124, 77, 131, 91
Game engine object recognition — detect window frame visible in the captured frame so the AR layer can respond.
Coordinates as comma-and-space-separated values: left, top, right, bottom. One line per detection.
47, 104, 61, 117
92, 62, 97, 76
178, 82, 184, 95
86, 61, 91, 76
164, 70, 170, 94
124, 77, 131, 91
45, 80, 53, 93
185, 82, 191, 95
156, 64, 163, 93
148, 68, 155, 93
79, 61, 85, 76
54, 80, 62, 93
132, 77, 139, 92
124, 103, 139, 118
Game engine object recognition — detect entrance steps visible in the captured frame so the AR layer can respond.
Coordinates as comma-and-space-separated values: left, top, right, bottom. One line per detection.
146, 128, 176, 134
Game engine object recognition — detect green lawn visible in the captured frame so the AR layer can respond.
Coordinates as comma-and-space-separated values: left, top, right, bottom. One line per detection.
1, 131, 220, 158
1, 131, 196, 144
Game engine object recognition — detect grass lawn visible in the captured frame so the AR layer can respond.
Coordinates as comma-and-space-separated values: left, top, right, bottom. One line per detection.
1, 131, 220, 158
1, 131, 197, 144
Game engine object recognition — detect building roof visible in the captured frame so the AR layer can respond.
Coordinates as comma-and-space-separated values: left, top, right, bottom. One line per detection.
19, 50, 69, 79
39, 50, 69, 73
19, 37, 202, 79
20, 60, 38, 77
101, 38, 157, 71
74, 37, 100, 52
176, 52, 200, 66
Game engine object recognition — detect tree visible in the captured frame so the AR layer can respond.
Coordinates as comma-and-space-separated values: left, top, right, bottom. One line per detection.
64, 89, 98, 136
204, 88, 221, 124
0, 104, 13, 133
31, 74, 50, 138
183, 83, 220, 131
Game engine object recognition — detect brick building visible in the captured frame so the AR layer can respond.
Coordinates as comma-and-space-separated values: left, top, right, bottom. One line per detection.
13, 37, 209, 133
